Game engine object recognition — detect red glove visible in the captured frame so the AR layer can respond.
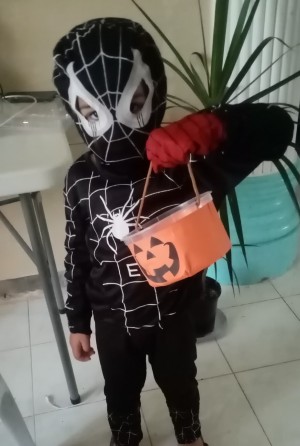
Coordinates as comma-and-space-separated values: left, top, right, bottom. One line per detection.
146, 112, 227, 172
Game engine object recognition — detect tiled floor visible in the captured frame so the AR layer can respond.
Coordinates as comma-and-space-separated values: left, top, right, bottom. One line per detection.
0, 257, 300, 445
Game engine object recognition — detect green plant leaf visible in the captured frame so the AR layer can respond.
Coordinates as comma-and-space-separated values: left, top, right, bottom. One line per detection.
217, 0, 260, 99
221, 256, 240, 293
162, 59, 197, 92
191, 50, 210, 89
232, 243, 257, 247
244, 70, 300, 103
167, 94, 199, 109
273, 159, 300, 217
223, 37, 289, 103
229, 44, 299, 103
131, 0, 211, 104
197, 0, 210, 89
163, 58, 210, 106
227, 190, 248, 266
131, 1, 199, 88
281, 155, 300, 185
190, 60, 210, 99
210, 0, 229, 97
219, 199, 234, 287
165, 105, 197, 113
167, 95, 199, 112
214, 262, 218, 280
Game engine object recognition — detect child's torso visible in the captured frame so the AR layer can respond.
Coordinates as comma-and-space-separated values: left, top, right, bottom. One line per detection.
67, 154, 201, 330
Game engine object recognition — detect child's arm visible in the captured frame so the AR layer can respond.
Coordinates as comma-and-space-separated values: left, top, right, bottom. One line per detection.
64, 175, 95, 361
64, 174, 93, 335
201, 103, 294, 206
146, 103, 294, 206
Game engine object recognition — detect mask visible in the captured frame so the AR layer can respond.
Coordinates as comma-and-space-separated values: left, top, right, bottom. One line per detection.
53, 18, 167, 169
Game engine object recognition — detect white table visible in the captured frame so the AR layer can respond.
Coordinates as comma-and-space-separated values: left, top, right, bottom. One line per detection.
0, 100, 80, 405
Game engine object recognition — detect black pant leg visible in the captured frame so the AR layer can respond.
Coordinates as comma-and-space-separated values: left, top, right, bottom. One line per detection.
95, 319, 146, 446
149, 312, 201, 444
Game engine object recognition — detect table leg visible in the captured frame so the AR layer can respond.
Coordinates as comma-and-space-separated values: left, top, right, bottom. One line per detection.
20, 193, 80, 405
32, 192, 65, 313
0, 374, 35, 446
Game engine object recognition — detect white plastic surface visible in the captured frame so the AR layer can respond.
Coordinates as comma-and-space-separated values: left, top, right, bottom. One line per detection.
0, 127, 72, 196
123, 192, 213, 245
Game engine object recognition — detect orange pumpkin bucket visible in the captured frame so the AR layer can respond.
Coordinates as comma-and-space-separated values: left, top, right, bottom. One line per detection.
123, 163, 231, 287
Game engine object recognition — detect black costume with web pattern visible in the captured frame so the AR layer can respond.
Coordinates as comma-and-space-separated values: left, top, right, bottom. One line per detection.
53, 18, 293, 446
54, 18, 294, 336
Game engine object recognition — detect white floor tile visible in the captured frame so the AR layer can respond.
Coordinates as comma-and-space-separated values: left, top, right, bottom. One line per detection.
217, 299, 300, 372
284, 294, 300, 319
28, 296, 69, 345
142, 389, 174, 446
270, 257, 300, 297
142, 375, 270, 446
144, 360, 158, 392
0, 301, 29, 351
32, 340, 104, 415
237, 360, 300, 446
196, 340, 231, 379
0, 417, 35, 446
0, 348, 33, 417
35, 400, 150, 446
218, 280, 280, 309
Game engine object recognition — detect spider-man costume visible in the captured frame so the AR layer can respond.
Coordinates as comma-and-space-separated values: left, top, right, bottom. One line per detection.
53, 18, 293, 446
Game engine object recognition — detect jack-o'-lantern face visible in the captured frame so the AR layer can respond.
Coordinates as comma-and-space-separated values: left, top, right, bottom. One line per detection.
133, 236, 180, 284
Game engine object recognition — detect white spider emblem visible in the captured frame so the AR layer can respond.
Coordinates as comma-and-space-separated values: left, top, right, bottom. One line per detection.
97, 189, 143, 253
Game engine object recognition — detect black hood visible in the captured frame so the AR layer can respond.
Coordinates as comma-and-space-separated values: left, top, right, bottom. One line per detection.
53, 18, 167, 174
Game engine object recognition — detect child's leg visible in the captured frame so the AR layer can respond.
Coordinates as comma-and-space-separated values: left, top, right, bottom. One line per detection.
149, 312, 203, 445
95, 319, 146, 446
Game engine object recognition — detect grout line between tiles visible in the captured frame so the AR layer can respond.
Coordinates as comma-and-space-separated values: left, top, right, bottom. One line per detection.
34, 397, 107, 418
215, 339, 272, 446
27, 300, 37, 441
269, 278, 300, 301
281, 298, 300, 322
266, 279, 282, 297
218, 295, 281, 310
30, 339, 67, 348
233, 356, 300, 375
266, 281, 300, 322
0, 344, 31, 354
269, 280, 283, 296
141, 371, 234, 395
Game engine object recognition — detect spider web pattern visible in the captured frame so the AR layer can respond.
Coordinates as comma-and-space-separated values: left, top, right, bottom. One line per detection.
170, 409, 201, 444
54, 19, 166, 165
64, 156, 188, 333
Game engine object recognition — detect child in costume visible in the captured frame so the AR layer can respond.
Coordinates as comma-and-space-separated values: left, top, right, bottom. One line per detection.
53, 18, 293, 446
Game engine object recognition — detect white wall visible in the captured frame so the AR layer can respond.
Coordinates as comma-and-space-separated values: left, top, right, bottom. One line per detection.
0, 0, 214, 280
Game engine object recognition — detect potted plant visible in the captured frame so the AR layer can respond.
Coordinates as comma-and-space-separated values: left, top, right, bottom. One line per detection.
132, 0, 300, 276
132, 0, 300, 335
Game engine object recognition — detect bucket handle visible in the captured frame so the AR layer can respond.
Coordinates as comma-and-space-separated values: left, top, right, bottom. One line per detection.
135, 161, 200, 230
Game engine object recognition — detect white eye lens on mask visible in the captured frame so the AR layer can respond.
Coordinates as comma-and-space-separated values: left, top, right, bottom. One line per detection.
116, 49, 154, 129
67, 48, 154, 137
67, 62, 113, 138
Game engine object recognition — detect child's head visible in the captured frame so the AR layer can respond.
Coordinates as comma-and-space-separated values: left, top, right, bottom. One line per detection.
53, 18, 166, 166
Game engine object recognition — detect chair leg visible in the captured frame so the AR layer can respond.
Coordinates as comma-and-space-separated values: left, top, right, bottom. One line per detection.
32, 192, 65, 313
20, 193, 80, 404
